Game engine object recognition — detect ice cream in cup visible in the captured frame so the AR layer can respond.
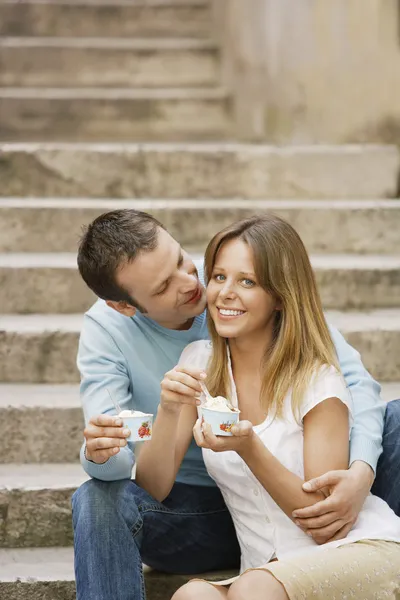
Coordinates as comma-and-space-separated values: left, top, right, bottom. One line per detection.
118, 410, 153, 442
201, 396, 240, 436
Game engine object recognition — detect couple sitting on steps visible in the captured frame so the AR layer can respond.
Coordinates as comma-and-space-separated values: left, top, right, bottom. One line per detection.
72, 209, 400, 600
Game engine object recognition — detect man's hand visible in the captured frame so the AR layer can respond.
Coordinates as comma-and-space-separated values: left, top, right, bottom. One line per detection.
160, 366, 207, 413
84, 414, 130, 464
292, 461, 374, 544
193, 418, 254, 454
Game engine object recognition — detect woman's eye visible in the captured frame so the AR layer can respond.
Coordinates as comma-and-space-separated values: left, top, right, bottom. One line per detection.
214, 274, 225, 282
242, 279, 255, 287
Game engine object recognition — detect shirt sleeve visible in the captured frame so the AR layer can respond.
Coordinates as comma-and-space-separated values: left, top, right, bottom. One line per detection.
77, 314, 135, 481
300, 364, 353, 424
329, 325, 385, 474
178, 340, 211, 370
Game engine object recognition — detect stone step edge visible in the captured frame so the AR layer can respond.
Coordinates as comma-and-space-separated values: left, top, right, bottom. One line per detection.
1, 382, 398, 407
1, 252, 400, 270
0, 198, 399, 209
0, 37, 217, 49
0, 463, 88, 490
0, 87, 229, 99
1, 142, 396, 153
0, 0, 210, 6
0, 546, 235, 586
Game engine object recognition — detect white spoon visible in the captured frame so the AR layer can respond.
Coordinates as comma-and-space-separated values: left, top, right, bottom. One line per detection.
107, 387, 122, 415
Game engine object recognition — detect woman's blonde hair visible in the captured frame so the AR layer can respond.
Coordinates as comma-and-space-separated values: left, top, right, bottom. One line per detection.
204, 214, 340, 419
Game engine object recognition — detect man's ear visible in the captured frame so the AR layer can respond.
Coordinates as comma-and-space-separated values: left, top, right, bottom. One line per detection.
106, 300, 137, 318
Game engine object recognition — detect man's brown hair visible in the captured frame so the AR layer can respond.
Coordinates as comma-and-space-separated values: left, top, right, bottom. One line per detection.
77, 209, 164, 307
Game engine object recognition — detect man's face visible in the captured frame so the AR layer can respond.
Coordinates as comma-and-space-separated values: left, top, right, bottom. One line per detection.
114, 227, 206, 329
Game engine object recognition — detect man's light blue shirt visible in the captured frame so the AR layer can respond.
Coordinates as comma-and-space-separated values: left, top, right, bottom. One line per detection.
78, 262, 385, 483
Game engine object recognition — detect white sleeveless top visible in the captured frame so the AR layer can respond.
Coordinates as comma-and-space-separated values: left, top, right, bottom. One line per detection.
179, 340, 400, 572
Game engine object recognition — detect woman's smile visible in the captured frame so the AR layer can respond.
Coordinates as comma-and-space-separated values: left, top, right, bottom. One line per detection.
217, 307, 247, 320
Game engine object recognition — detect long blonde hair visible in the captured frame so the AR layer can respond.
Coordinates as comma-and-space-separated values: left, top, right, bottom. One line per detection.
204, 215, 340, 419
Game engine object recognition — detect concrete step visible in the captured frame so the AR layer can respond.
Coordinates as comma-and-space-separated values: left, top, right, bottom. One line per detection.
0, 37, 219, 88
0, 0, 212, 39
0, 547, 235, 600
0, 87, 232, 142
0, 198, 399, 254
0, 384, 83, 463
0, 463, 88, 547
1, 383, 398, 465
0, 143, 398, 199
0, 314, 82, 383
0, 254, 94, 313
1, 253, 400, 314
1, 311, 400, 383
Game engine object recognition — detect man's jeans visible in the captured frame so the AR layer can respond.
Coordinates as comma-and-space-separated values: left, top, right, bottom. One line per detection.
372, 399, 400, 516
72, 479, 240, 600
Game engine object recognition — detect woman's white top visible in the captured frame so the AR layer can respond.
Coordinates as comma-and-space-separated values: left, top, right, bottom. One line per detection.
179, 340, 400, 572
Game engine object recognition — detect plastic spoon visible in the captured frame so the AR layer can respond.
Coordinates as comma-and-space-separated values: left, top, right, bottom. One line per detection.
200, 381, 236, 411
106, 387, 122, 415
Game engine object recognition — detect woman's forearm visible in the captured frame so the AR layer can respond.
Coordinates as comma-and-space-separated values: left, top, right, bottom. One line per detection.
135, 405, 181, 501
238, 435, 325, 520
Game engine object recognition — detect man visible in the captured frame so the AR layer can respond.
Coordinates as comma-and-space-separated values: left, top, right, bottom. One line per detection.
72, 209, 400, 600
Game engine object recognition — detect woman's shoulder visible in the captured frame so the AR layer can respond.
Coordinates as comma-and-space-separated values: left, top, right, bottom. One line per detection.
178, 339, 212, 368
300, 362, 352, 419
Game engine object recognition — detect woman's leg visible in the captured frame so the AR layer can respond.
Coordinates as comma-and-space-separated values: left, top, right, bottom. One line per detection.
261, 540, 400, 600
172, 580, 229, 600
228, 570, 288, 600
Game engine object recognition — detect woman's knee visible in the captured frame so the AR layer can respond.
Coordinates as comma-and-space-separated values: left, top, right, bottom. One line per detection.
172, 580, 222, 600
229, 570, 288, 600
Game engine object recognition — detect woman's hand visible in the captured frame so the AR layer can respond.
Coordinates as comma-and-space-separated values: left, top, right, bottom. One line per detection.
193, 418, 254, 454
160, 366, 207, 414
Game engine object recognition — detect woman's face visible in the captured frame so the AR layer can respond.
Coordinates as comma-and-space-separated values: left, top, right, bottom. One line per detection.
206, 238, 280, 341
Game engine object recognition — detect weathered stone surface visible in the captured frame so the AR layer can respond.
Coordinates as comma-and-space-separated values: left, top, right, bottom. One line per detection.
1, 253, 399, 313
0, 198, 399, 254
0, 314, 82, 383
1, 311, 399, 383
312, 255, 400, 310
0, 547, 236, 599
0, 385, 82, 463
0, 255, 95, 313
0, 144, 398, 199
0, 464, 88, 547
0, 38, 219, 87
381, 383, 400, 403
0, 88, 232, 142
0, 0, 212, 39
326, 309, 400, 382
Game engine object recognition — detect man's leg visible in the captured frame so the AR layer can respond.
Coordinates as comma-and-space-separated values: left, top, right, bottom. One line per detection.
72, 479, 240, 600
371, 399, 400, 516
139, 482, 240, 574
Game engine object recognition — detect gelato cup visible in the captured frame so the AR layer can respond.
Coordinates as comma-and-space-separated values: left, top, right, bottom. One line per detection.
201, 396, 240, 436
118, 410, 153, 442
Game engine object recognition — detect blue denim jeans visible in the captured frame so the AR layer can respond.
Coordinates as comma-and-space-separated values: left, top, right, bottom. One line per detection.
72, 479, 240, 600
372, 398, 400, 516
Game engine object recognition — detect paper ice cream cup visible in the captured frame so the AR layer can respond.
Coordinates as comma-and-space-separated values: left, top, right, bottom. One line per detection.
201, 406, 240, 436
121, 414, 153, 442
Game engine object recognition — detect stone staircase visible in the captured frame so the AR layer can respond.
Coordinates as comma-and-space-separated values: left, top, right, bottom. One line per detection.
0, 0, 231, 142
1, 2, 400, 599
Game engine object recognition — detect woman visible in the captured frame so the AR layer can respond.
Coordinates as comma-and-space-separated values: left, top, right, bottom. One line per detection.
136, 215, 400, 600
